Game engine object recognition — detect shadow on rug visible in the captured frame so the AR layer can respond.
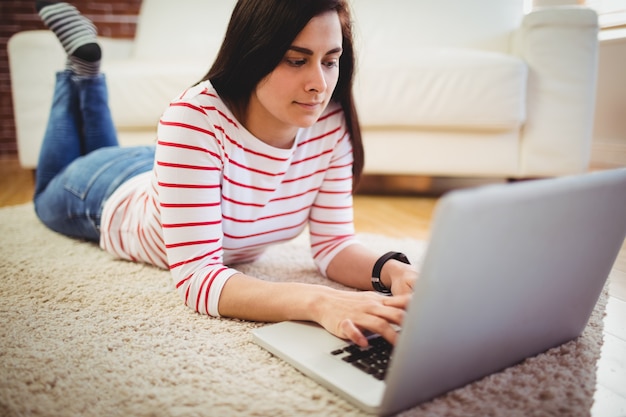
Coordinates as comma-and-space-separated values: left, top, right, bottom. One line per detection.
0, 203, 605, 417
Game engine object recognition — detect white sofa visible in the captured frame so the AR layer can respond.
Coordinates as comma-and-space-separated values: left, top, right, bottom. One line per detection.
9, 0, 599, 179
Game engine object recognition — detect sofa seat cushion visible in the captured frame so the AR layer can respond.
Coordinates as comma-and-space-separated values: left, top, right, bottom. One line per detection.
354, 48, 528, 131
102, 59, 208, 130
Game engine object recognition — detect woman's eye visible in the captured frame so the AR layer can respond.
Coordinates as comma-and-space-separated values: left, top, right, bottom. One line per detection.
284, 58, 338, 68
286, 58, 306, 67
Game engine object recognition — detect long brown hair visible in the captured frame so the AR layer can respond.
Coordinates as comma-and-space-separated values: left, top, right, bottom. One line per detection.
200, 0, 364, 188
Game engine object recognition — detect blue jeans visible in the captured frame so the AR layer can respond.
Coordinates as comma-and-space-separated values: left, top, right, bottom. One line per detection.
34, 71, 154, 242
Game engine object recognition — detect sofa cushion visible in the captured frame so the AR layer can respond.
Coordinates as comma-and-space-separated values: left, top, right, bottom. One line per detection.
132, 0, 235, 61
354, 48, 527, 131
351, 0, 525, 53
102, 59, 208, 129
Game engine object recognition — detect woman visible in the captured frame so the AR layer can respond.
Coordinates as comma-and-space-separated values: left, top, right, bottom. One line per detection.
34, 0, 417, 347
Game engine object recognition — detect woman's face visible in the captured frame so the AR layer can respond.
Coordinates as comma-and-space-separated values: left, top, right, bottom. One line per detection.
246, 10, 343, 148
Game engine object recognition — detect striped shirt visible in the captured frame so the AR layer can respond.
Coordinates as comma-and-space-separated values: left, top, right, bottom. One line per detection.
100, 81, 358, 316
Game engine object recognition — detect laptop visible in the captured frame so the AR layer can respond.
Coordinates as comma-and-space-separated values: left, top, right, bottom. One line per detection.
252, 168, 626, 416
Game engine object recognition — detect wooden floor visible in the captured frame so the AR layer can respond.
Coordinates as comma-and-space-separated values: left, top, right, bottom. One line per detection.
1, 152, 625, 415
0, 158, 34, 206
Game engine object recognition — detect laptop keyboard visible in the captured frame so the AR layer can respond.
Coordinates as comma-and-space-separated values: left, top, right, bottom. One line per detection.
330, 335, 393, 380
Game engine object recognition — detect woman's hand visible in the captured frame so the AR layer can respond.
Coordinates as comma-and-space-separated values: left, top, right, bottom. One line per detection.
220, 243, 417, 348
388, 263, 418, 296
311, 288, 411, 347
325, 243, 418, 298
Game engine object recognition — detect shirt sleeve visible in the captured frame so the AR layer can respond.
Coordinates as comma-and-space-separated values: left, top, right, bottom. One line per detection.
154, 94, 236, 317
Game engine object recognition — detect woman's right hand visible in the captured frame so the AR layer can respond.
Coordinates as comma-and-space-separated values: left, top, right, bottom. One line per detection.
311, 288, 411, 347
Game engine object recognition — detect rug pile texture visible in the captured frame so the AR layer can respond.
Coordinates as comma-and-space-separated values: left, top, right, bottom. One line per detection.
0, 203, 605, 416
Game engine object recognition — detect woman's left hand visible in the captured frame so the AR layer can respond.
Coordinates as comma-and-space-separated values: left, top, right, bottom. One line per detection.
389, 263, 418, 296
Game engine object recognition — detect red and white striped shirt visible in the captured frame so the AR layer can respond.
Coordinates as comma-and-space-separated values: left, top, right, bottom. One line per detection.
100, 81, 358, 316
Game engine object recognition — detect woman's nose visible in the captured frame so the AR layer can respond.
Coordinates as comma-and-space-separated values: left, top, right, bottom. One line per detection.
305, 64, 327, 93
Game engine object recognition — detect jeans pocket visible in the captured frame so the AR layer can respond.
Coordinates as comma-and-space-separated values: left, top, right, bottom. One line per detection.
62, 146, 154, 202
62, 157, 113, 200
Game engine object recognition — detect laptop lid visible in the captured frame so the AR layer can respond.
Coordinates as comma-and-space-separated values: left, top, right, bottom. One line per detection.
380, 168, 626, 415
253, 168, 626, 416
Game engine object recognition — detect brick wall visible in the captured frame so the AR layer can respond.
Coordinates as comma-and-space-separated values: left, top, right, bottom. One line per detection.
0, 0, 142, 159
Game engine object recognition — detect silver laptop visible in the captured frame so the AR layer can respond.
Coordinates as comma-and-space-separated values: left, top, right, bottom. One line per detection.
252, 168, 626, 416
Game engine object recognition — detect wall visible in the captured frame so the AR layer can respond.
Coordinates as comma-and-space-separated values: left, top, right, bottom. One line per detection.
0, 0, 142, 158
594, 30, 626, 143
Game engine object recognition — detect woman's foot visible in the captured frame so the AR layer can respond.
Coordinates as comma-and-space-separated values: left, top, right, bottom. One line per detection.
36, 1, 101, 76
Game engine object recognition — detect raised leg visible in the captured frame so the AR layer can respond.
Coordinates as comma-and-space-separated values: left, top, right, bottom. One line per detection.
35, 71, 81, 196
34, 1, 118, 196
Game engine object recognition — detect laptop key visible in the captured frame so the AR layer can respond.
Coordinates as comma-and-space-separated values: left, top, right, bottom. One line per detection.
331, 335, 393, 380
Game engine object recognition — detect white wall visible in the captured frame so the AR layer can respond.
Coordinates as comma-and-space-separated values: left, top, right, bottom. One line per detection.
593, 30, 626, 143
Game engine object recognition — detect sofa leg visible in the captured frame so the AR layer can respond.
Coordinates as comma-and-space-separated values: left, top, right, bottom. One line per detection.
356, 174, 433, 195
506, 177, 543, 183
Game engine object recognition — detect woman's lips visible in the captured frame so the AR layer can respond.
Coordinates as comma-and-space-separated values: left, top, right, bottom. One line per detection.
296, 101, 323, 110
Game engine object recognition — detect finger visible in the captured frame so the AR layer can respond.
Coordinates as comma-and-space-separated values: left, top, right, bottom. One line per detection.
358, 316, 400, 346
339, 319, 369, 347
370, 304, 405, 329
377, 324, 400, 345
374, 295, 410, 326
382, 293, 412, 309
368, 299, 409, 344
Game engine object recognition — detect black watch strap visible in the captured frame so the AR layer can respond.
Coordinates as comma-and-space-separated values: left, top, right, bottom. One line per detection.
371, 251, 410, 294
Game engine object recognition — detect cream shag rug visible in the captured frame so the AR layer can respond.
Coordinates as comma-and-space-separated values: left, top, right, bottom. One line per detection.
0, 203, 605, 417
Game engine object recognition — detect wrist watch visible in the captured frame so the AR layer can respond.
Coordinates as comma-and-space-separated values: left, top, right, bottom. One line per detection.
371, 251, 410, 294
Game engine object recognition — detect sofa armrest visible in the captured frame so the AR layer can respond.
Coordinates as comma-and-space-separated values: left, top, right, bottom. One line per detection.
8, 30, 135, 169
8, 31, 65, 168
512, 7, 599, 176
